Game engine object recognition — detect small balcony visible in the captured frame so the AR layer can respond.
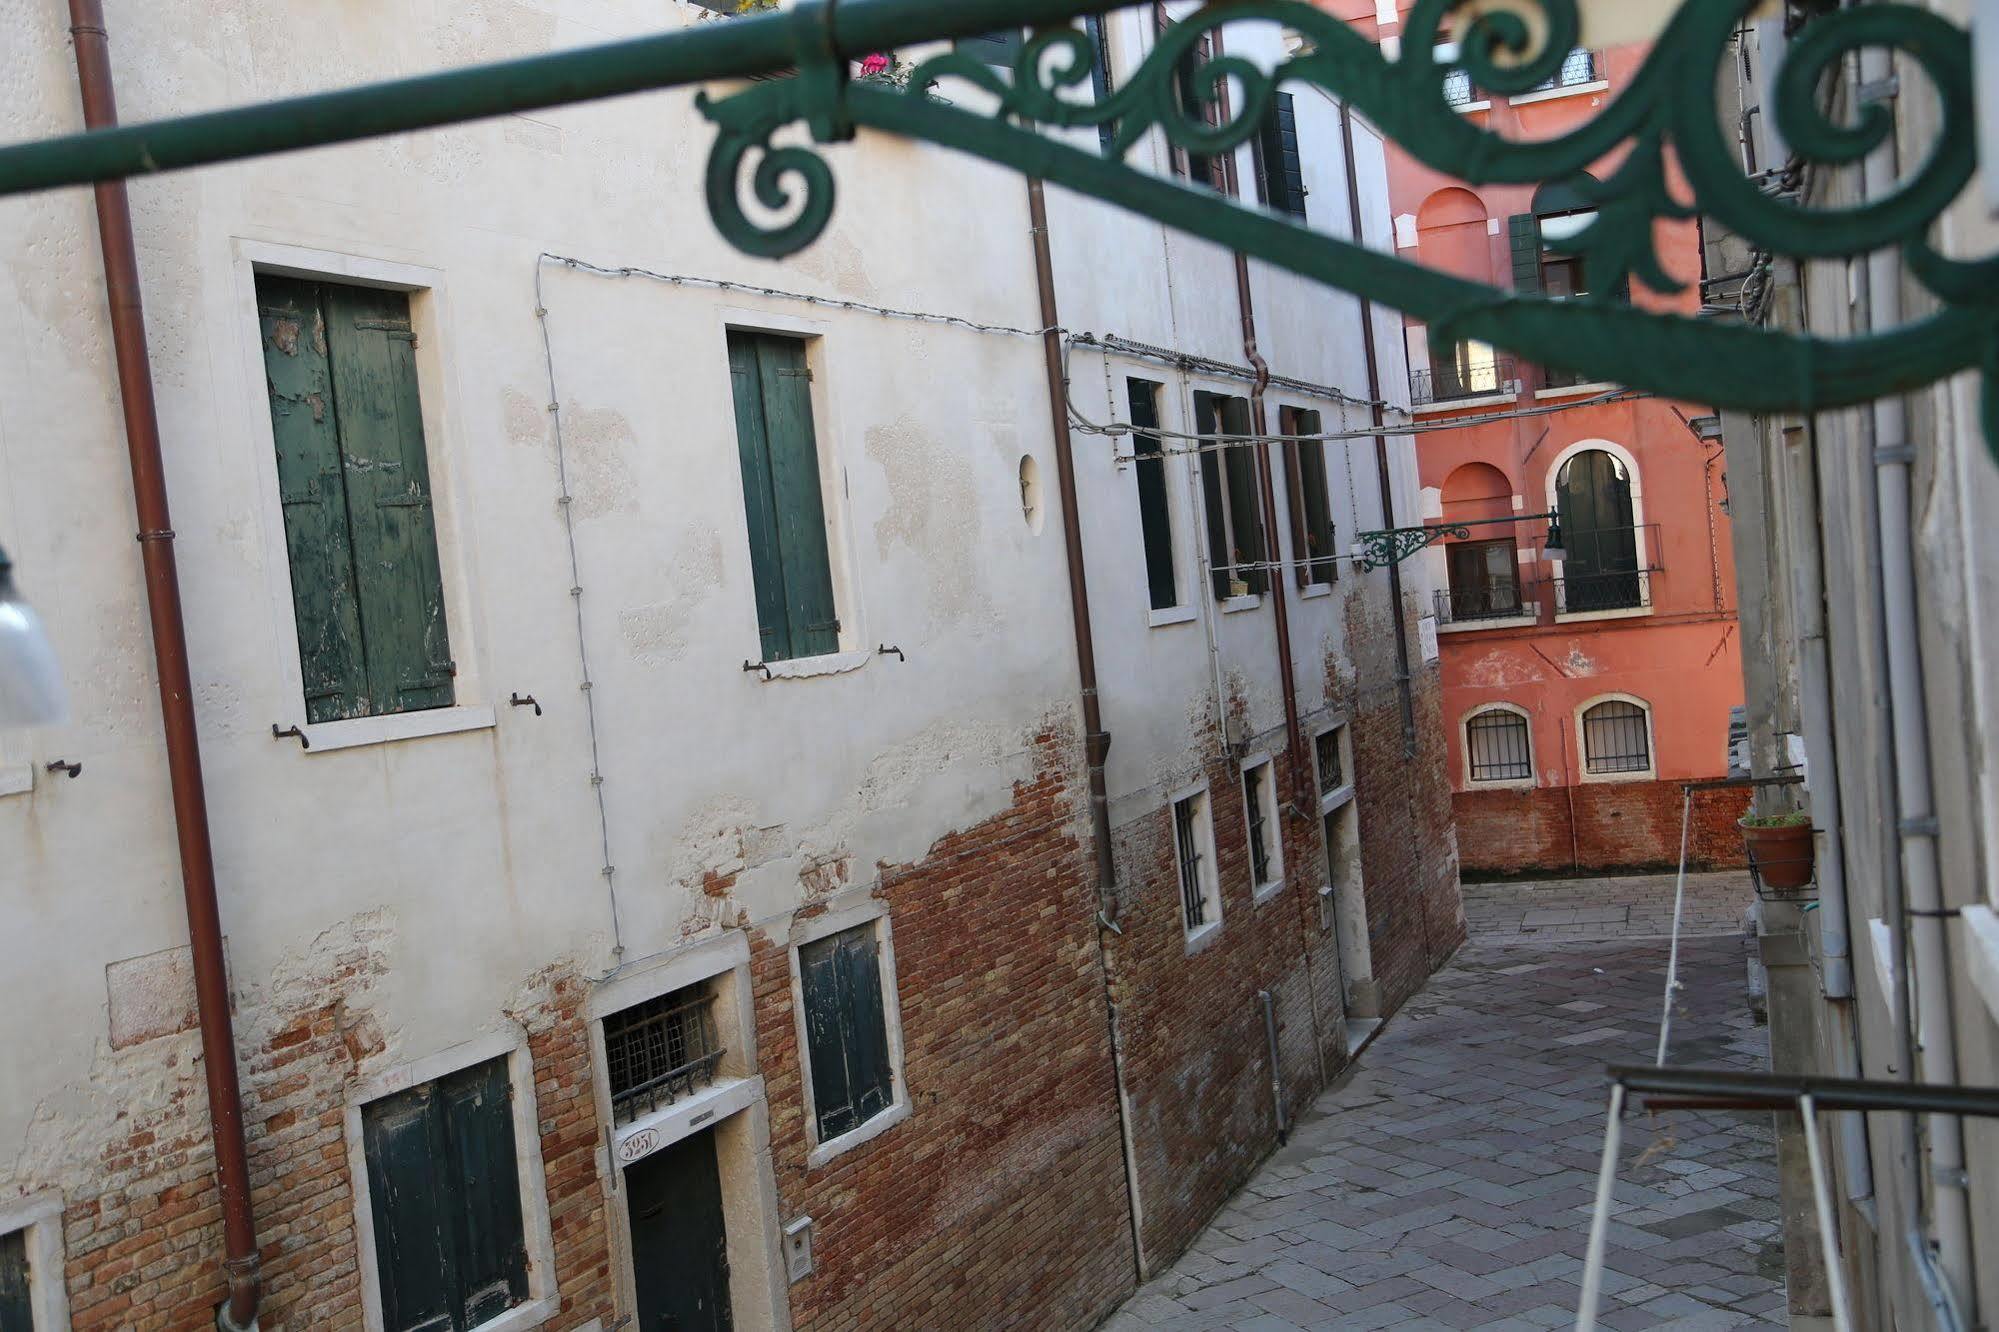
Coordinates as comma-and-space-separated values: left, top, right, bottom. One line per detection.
1435, 582, 1534, 627
1411, 354, 1517, 407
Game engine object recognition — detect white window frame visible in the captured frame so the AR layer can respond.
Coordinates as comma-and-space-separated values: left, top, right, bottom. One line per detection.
343, 1031, 558, 1332
1170, 783, 1224, 951
0, 1192, 68, 1330
1576, 693, 1658, 783
1315, 721, 1355, 813
718, 307, 871, 679
1463, 703, 1536, 790
787, 899, 911, 1169
1191, 388, 1267, 611
1241, 754, 1286, 904
1125, 372, 1198, 629
230, 240, 495, 754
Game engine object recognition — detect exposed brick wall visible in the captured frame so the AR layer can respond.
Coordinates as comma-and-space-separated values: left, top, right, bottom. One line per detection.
753, 726, 1136, 1332
1455, 779, 1753, 879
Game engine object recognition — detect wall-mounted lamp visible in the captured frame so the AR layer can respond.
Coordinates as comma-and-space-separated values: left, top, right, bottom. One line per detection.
0, 543, 67, 727
1357, 511, 1568, 572
1541, 516, 1568, 564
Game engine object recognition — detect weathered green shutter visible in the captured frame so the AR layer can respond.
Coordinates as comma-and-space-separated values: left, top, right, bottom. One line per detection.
1127, 379, 1177, 610
840, 929, 893, 1123
755, 337, 840, 659
800, 935, 857, 1139
1086, 15, 1118, 157
728, 334, 793, 662
323, 285, 454, 717
258, 277, 368, 723
1292, 409, 1337, 586
0, 1228, 30, 1332
728, 334, 838, 663
363, 1085, 460, 1332
440, 1059, 529, 1324
1257, 92, 1307, 219
1195, 394, 1232, 600
1219, 398, 1267, 594
1508, 214, 1544, 295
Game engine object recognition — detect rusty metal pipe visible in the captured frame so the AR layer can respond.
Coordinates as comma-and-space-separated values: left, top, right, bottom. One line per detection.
66, 3, 262, 1325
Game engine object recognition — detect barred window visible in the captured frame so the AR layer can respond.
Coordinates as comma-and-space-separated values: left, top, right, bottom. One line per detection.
604, 985, 724, 1127
1242, 760, 1280, 889
1173, 792, 1219, 933
1582, 700, 1652, 775
1466, 708, 1532, 782
1315, 726, 1345, 795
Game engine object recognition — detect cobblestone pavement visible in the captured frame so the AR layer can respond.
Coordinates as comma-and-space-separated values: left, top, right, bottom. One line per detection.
1462, 872, 1754, 946
1104, 878, 1785, 1331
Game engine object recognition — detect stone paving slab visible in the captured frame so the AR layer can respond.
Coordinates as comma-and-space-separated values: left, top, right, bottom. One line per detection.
1462, 873, 1753, 946
1102, 878, 1780, 1331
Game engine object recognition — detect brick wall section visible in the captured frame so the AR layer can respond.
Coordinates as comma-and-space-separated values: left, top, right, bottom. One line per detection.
1455, 780, 1753, 879
59, 923, 618, 1332
753, 726, 1136, 1332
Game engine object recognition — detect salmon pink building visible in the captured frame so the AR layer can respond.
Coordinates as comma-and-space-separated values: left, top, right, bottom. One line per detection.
1330, 2, 1749, 876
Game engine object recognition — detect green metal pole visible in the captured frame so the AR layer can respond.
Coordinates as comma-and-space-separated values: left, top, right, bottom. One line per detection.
0, 0, 1126, 198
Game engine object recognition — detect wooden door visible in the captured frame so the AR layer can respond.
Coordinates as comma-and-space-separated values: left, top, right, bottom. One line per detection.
626, 1130, 733, 1332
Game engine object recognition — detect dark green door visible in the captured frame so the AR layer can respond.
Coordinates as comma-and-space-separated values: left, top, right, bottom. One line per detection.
1555, 449, 1640, 611
0, 1229, 30, 1332
627, 1131, 733, 1332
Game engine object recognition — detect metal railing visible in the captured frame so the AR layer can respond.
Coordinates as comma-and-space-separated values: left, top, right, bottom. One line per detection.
1411, 354, 1516, 405
605, 988, 726, 1126
1530, 48, 1600, 92
1435, 582, 1532, 625
1550, 569, 1655, 614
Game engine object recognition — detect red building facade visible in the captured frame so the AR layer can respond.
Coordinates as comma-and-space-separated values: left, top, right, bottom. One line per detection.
1329, 3, 1749, 876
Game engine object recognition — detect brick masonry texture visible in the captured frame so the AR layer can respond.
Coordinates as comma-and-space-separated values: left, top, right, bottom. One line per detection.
1455, 780, 1752, 880
39, 673, 1463, 1328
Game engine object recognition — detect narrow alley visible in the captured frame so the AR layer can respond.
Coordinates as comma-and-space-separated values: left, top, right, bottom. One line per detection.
1108, 874, 1787, 1331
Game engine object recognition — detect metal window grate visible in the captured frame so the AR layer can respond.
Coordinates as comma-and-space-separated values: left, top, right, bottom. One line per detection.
1244, 764, 1273, 886
1316, 728, 1344, 794
1583, 701, 1651, 774
604, 986, 724, 1126
1174, 795, 1207, 929
1530, 47, 1598, 91
1443, 68, 1474, 106
1467, 709, 1532, 781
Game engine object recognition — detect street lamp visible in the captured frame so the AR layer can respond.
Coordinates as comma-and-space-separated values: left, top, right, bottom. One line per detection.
1540, 515, 1567, 564
1356, 511, 1570, 572
0, 543, 68, 727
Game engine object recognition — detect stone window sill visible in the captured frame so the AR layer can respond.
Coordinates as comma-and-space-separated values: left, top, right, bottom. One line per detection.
300, 705, 497, 755
1148, 605, 1200, 629
1221, 595, 1263, 615
1298, 583, 1336, 601
1535, 381, 1619, 401
756, 649, 871, 681
1185, 918, 1223, 956
1554, 606, 1654, 625
1439, 612, 1539, 634
807, 1098, 910, 1170
1414, 391, 1516, 416
1510, 79, 1609, 107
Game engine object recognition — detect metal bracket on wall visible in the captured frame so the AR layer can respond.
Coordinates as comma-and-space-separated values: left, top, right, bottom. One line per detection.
743, 659, 773, 681
43, 759, 81, 779
509, 692, 543, 716
270, 723, 310, 750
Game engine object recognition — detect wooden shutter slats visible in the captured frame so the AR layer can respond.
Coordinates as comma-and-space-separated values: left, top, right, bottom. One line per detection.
1219, 397, 1268, 595
1195, 394, 1233, 601
1128, 379, 1178, 610
1508, 214, 1544, 295
363, 1087, 460, 1332
800, 937, 857, 1140
800, 925, 895, 1143
728, 334, 793, 662
259, 277, 370, 724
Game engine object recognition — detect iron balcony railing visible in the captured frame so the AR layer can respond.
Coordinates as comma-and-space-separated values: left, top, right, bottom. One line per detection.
604, 988, 726, 1126
1434, 582, 1533, 626
1538, 524, 1663, 614
1411, 354, 1516, 406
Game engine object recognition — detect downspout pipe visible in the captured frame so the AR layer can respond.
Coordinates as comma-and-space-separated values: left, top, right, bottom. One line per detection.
1855, 38, 1973, 1321
1025, 176, 1146, 1281
66, 5, 262, 1327
1338, 101, 1418, 757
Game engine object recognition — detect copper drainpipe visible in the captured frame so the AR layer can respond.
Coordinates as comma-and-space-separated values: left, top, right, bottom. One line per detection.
66, 4, 263, 1326
1025, 176, 1146, 1278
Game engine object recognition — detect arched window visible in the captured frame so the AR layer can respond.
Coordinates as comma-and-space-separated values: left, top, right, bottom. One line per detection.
1465, 706, 1533, 783
1582, 699, 1652, 775
1511, 174, 1630, 389
1414, 188, 1503, 404
1555, 449, 1642, 612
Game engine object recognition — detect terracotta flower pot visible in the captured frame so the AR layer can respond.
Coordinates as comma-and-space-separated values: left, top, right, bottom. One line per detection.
1740, 818, 1815, 890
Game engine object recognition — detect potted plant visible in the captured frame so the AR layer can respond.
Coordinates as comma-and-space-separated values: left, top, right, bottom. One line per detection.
1740, 811, 1815, 889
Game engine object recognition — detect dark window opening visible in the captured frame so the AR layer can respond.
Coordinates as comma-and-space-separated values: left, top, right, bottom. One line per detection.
1196, 393, 1268, 600
1085, 14, 1118, 156
1254, 90, 1307, 219
604, 986, 725, 1127
1467, 709, 1533, 782
1174, 794, 1210, 929
1555, 449, 1644, 612
799, 926, 894, 1142
1443, 539, 1523, 622
1583, 701, 1652, 774
0, 1228, 30, 1332
728, 331, 840, 663
257, 276, 455, 725
1129, 379, 1179, 610
1315, 727, 1345, 795
1283, 406, 1337, 587
1244, 761, 1276, 887
1160, 5, 1235, 194
361, 1057, 529, 1332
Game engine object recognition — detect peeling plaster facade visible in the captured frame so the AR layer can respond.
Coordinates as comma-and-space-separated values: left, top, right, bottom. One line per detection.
0, 2, 1459, 1327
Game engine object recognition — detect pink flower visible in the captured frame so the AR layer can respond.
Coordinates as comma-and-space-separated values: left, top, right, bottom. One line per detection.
861, 53, 891, 75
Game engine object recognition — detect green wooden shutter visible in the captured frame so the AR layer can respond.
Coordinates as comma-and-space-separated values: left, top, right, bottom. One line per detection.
753, 337, 840, 660
258, 277, 368, 724
439, 1060, 529, 1325
322, 285, 454, 717
1257, 92, 1307, 219
728, 333, 793, 662
1219, 397, 1267, 595
1195, 394, 1232, 601
840, 929, 893, 1124
0, 1228, 30, 1332
1127, 379, 1178, 610
1292, 410, 1336, 586
1086, 15, 1118, 157
363, 1085, 460, 1332
1508, 214, 1544, 295
957, 29, 1022, 66
800, 935, 857, 1139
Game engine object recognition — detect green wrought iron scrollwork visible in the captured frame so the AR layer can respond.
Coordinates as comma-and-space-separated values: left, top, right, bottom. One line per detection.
697, 0, 1999, 455
1357, 525, 1474, 574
